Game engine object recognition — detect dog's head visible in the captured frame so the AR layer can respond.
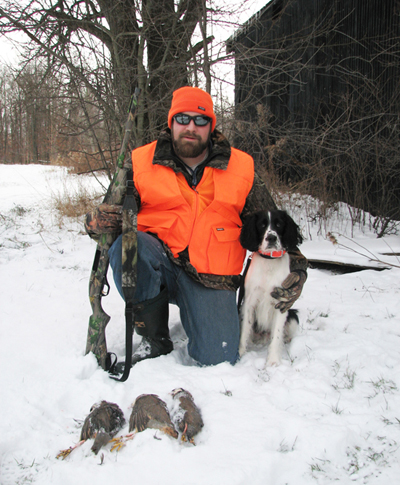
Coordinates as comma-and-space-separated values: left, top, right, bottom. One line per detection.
240, 210, 303, 253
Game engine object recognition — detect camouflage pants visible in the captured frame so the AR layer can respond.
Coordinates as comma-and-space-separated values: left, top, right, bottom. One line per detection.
108, 232, 240, 365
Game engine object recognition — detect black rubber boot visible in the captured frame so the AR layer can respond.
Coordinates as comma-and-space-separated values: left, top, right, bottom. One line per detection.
131, 287, 173, 365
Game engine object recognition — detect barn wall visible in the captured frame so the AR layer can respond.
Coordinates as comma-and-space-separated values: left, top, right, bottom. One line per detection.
229, 0, 400, 219
232, 0, 400, 127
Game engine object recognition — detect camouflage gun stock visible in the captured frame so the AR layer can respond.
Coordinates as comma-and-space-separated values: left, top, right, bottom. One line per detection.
85, 88, 140, 371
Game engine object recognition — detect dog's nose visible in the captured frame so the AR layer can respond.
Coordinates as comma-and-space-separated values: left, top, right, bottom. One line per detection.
266, 234, 277, 243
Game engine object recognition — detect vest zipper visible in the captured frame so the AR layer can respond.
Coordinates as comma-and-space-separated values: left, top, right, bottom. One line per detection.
188, 185, 199, 246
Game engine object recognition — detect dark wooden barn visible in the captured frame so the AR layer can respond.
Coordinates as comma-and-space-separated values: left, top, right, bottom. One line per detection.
228, 0, 400, 222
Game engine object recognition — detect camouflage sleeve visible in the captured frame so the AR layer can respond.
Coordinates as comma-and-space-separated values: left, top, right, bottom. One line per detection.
241, 171, 277, 221
288, 249, 308, 275
85, 204, 123, 241
84, 176, 141, 243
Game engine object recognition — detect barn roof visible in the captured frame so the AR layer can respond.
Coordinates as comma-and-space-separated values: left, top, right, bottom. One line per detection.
226, 0, 282, 52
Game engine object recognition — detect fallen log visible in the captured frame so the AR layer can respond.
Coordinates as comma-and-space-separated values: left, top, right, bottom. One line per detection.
307, 259, 390, 274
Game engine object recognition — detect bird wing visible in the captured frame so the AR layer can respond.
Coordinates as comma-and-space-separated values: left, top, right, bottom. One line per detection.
80, 415, 94, 440
129, 402, 151, 432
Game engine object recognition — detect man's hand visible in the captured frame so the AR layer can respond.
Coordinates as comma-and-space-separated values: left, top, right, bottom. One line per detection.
271, 270, 307, 313
85, 203, 123, 237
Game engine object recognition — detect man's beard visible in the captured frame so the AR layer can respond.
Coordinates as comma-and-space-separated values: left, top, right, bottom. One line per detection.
173, 132, 209, 159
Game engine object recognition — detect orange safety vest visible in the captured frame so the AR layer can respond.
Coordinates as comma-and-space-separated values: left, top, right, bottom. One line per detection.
132, 141, 254, 275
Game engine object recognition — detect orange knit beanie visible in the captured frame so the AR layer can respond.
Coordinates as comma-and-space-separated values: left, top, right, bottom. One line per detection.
168, 86, 216, 131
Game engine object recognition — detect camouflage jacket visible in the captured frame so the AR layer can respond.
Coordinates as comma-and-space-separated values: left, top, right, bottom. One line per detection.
85, 129, 307, 291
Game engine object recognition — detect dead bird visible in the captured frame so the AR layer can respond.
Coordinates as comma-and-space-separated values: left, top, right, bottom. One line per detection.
110, 393, 178, 451
171, 388, 204, 444
129, 394, 178, 438
57, 400, 126, 459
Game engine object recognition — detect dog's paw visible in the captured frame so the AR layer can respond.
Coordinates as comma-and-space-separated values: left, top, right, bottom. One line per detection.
238, 345, 246, 357
266, 356, 281, 367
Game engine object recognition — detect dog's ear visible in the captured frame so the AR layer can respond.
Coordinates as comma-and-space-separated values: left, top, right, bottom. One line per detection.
240, 212, 262, 252
282, 213, 303, 250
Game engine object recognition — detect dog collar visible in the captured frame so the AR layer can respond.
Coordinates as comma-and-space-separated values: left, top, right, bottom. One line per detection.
256, 249, 286, 259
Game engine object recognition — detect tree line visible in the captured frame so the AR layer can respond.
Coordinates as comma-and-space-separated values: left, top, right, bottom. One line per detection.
0, 64, 106, 170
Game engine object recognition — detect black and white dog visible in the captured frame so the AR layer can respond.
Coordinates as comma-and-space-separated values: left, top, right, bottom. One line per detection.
239, 210, 303, 366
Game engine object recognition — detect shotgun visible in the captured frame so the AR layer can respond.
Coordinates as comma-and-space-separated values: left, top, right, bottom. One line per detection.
85, 88, 140, 372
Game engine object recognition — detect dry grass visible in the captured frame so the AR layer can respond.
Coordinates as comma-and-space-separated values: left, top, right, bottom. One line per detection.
51, 174, 104, 227
53, 191, 100, 218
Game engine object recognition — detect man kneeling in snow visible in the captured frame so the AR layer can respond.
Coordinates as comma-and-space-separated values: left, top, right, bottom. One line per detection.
85, 86, 307, 366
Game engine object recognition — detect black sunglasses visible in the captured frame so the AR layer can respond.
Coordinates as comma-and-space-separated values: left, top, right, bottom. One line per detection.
173, 114, 211, 127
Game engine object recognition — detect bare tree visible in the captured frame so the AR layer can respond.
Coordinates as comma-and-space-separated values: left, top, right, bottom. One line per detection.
0, 0, 215, 173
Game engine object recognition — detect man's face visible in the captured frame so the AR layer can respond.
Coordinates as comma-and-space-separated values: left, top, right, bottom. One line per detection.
171, 111, 211, 159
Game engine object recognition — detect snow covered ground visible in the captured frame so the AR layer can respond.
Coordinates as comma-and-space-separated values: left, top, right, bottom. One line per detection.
1, 164, 400, 485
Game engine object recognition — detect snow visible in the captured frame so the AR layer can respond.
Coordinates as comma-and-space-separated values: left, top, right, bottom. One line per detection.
1, 164, 400, 485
